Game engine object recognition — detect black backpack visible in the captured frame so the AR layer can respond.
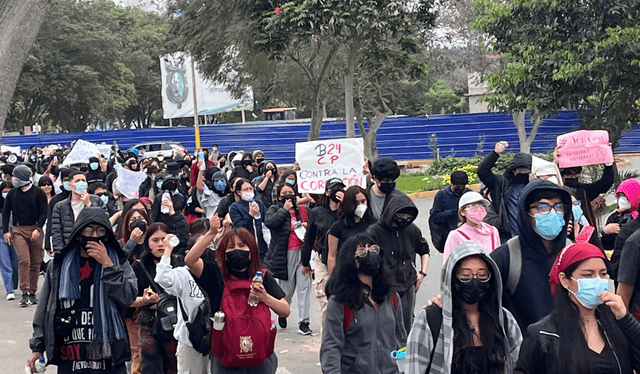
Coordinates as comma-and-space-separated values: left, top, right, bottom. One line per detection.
178, 292, 211, 355
137, 260, 178, 340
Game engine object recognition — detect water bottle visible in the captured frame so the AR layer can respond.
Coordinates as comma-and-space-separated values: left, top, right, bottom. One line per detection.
247, 271, 263, 307
198, 150, 206, 171
25, 356, 46, 373
161, 190, 170, 214
251, 199, 261, 220
169, 236, 180, 248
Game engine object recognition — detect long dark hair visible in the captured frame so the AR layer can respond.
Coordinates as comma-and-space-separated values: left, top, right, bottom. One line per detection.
554, 258, 627, 374
451, 255, 505, 374
339, 185, 375, 227
37, 175, 56, 197
276, 182, 302, 222
215, 228, 263, 281
120, 208, 150, 244
325, 233, 391, 311
142, 222, 170, 260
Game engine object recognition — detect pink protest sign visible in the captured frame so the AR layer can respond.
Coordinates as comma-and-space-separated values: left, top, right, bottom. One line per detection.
556, 130, 613, 168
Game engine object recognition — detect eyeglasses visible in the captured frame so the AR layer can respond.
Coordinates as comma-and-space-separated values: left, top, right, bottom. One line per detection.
355, 244, 380, 258
40, 183, 52, 187
457, 270, 491, 283
465, 203, 488, 209
572, 200, 581, 207
531, 203, 565, 215
81, 226, 108, 237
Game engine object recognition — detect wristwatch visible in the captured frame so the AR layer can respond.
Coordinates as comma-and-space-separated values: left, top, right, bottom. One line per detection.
419, 270, 427, 277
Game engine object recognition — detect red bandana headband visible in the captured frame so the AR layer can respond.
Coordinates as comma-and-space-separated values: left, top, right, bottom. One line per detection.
549, 242, 605, 294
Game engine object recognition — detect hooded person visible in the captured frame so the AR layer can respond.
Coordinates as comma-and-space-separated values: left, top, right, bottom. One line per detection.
477, 141, 533, 240
229, 151, 258, 182
560, 161, 614, 230
366, 192, 430, 333
604, 179, 640, 264
406, 241, 522, 374
490, 178, 572, 329
86, 156, 107, 185
28, 207, 137, 373
252, 160, 278, 208
45, 168, 75, 253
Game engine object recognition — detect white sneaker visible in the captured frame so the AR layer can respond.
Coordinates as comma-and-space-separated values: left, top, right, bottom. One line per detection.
6, 292, 15, 301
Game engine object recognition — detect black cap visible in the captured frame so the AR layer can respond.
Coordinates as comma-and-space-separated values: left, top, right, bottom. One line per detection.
146, 165, 160, 175
326, 177, 345, 190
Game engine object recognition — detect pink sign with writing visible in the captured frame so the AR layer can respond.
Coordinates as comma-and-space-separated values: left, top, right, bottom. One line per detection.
556, 130, 613, 168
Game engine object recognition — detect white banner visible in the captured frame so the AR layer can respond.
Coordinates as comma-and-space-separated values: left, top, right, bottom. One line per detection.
62, 139, 100, 166
295, 138, 365, 194
96, 144, 113, 158
160, 52, 254, 119
115, 166, 148, 199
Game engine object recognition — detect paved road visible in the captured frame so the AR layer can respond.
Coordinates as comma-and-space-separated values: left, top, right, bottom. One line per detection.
0, 195, 441, 374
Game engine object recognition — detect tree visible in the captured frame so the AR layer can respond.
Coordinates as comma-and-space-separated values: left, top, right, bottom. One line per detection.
257, 0, 437, 138
0, 0, 56, 137
473, 0, 640, 152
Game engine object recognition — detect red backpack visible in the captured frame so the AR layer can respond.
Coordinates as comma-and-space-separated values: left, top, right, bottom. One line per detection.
210, 273, 277, 367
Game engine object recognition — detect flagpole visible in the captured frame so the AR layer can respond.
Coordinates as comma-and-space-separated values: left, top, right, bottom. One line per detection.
191, 56, 201, 149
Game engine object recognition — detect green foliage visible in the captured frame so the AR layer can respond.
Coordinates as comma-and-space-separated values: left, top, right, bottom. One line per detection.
473, 0, 640, 148
6, 0, 169, 133
422, 79, 467, 114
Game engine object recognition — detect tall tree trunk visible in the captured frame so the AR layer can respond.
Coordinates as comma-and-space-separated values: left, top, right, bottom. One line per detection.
344, 36, 360, 139
308, 97, 324, 141
513, 108, 542, 154
0, 0, 56, 139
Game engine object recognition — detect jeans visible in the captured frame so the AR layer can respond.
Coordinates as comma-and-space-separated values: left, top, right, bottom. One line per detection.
0, 228, 14, 294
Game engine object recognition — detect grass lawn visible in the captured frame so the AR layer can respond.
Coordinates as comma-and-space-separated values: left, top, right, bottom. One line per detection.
396, 173, 444, 194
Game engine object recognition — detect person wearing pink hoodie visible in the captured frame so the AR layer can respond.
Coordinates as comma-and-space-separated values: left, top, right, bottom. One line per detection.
602, 178, 640, 251
443, 191, 501, 263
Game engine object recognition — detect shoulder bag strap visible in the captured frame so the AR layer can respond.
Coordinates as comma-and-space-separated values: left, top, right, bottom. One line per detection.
506, 237, 522, 296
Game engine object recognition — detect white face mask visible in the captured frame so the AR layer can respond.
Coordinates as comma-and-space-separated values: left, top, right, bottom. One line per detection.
241, 191, 254, 202
618, 196, 632, 211
354, 204, 367, 218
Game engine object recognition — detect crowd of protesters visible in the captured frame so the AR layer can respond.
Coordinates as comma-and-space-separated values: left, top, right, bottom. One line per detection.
1, 137, 639, 374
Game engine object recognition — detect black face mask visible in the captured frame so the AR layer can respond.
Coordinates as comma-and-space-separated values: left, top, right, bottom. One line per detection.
265, 168, 275, 176
329, 188, 343, 203
242, 160, 252, 167
184, 159, 192, 168
163, 181, 177, 192
452, 187, 464, 197
50, 166, 59, 176
357, 252, 381, 276
255, 158, 264, 165
392, 214, 413, 228
513, 173, 529, 185
453, 278, 491, 305
281, 194, 297, 206
564, 177, 579, 188
129, 220, 147, 234
226, 249, 251, 273
379, 181, 396, 194
79, 235, 107, 249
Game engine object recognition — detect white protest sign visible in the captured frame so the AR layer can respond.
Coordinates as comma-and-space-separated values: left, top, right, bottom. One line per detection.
115, 166, 148, 199
556, 130, 614, 168
97, 144, 113, 158
62, 139, 100, 166
295, 138, 365, 194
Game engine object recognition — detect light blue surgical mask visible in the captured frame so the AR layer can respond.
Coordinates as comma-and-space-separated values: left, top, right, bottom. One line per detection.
74, 181, 88, 195
90, 162, 99, 170
572, 205, 583, 221
63, 181, 71, 191
1, 192, 7, 199
532, 211, 565, 240
156, 181, 163, 189
569, 277, 609, 309
285, 178, 295, 186
100, 195, 109, 205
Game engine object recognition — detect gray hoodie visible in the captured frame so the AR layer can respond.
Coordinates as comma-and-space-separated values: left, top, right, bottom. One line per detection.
405, 241, 522, 374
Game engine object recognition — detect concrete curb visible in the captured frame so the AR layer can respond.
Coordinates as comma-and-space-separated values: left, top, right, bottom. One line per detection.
407, 183, 481, 200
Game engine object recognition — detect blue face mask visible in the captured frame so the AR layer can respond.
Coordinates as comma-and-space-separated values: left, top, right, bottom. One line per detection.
569, 277, 609, 309
74, 181, 88, 195
1, 192, 7, 199
572, 205, 583, 221
156, 181, 163, 189
213, 179, 227, 191
63, 181, 71, 191
100, 194, 109, 205
285, 178, 295, 186
90, 162, 99, 170
532, 211, 565, 240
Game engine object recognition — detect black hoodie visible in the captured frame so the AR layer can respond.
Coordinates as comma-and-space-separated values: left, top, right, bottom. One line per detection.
366, 193, 429, 290
30, 207, 137, 367
490, 178, 572, 329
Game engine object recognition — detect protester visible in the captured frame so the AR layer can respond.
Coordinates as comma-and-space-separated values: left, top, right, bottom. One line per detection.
37, 175, 55, 203
321, 234, 407, 374
51, 170, 108, 252
443, 191, 501, 262
477, 141, 532, 238
45, 168, 74, 252
516, 242, 640, 374
230, 151, 258, 182
130, 223, 180, 374
229, 178, 269, 257
490, 178, 572, 329
367, 191, 430, 333
367, 157, 404, 220
0, 180, 15, 301
429, 170, 471, 253
195, 163, 223, 219
86, 156, 107, 185
27, 207, 137, 373
300, 177, 344, 322
253, 161, 278, 208
89, 182, 119, 217
406, 241, 522, 374
264, 182, 311, 334
2, 165, 48, 307
326, 185, 377, 273
603, 178, 640, 256
138, 165, 160, 199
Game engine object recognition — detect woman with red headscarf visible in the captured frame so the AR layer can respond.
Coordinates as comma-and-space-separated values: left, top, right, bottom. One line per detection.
602, 179, 640, 252
515, 242, 640, 374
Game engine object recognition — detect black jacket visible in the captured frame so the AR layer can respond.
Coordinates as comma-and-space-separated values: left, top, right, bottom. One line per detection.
569, 165, 614, 228
29, 207, 137, 367
490, 179, 572, 329
45, 189, 71, 250
50, 194, 108, 253
515, 309, 640, 374
86, 170, 107, 185
264, 203, 294, 280
214, 193, 236, 219
301, 205, 340, 267
366, 193, 429, 290
137, 177, 153, 199
229, 165, 258, 183
611, 216, 640, 280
